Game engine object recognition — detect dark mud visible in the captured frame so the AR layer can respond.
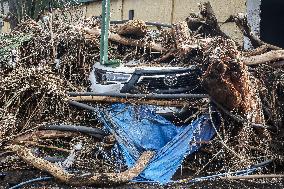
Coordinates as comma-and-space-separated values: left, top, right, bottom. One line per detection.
1, 169, 283, 189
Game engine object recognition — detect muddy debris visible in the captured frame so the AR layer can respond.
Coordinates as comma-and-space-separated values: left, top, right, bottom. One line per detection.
0, 2, 284, 188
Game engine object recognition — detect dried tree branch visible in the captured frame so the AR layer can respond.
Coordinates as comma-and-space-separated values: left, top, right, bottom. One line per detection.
82, 28, 167, 52
10, 144, 154, 186
17, 141, 71, 153
13, 130, 78, 143
243, 50, 284, 66
68, 96, 186, 107
222, 174, 284, 180
186, 2, 229, 38
242, 45, 270, 57
117, 20, 147, 37
228, 14, 282, 50
172, 21, 198, 55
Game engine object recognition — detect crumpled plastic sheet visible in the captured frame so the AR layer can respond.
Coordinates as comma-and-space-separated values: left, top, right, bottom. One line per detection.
99, 103, 218, 184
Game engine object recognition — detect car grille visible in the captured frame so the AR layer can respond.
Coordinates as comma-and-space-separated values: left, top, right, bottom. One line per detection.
133, 72, 201, 93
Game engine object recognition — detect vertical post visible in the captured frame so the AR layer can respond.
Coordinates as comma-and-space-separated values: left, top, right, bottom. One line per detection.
1, 0, 4, 15
121, 0, 124, 20
0, 0, 3, 33
48, 1, 56, 62
100, 0, 110, 65
171, 0, 175, 24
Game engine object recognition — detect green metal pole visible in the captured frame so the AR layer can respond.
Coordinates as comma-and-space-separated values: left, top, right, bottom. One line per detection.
100, 0, 110, 65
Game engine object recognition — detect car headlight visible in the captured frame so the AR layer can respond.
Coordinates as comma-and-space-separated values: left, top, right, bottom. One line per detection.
103, 72, 131, 82
95, 69, 131, 83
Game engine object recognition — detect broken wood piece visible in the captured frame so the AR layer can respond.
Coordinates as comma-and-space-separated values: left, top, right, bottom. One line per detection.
227, 14, 262, 48
39, 124, 106, 138
186, 16, 206, 31
203, 57, 271, 141
221, 174, 284, 180
229, 14, 282, 50
172, 21, 196, 55
13, 130, 78, 143
117, 20, 147, 37
155, 48, 177, 62
199, 2, 219, 29
16, 141, 71, 153
242, 45, 270, 57
243, 50, 284, 66
10, 144, 154, 186
82, 28, 167, 52
68, 96, 186, 107
186, 2, 229, 38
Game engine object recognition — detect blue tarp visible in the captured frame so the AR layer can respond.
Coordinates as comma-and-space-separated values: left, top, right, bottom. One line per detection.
99, 103, 217, 184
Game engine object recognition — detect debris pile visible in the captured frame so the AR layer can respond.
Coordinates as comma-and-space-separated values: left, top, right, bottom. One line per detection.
0, 2, 284, 187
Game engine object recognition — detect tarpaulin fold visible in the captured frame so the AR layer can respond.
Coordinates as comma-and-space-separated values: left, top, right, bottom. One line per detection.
99, 103, 217, 184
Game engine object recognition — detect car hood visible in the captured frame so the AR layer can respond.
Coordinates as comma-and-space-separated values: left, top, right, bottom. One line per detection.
92, 62, 196, 74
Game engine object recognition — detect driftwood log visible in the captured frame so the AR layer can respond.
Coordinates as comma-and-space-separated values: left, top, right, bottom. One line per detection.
10, 144, 154, 186
2, 1, 284, 186
228, 13, 282, 50
117, 20, 147, 37
242, 45, 271, 57
186, 2, 229, 38
243, 50, 284, 66
82, 27, 167, 52
172, 21, 198, 55
68, 96, 187, 107
13, 130, 78, 143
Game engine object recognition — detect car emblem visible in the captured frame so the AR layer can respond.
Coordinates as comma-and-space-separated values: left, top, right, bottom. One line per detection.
164, 75, 178, 87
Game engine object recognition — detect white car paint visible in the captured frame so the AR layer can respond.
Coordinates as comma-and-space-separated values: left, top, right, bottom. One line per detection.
89, 62, 188, 94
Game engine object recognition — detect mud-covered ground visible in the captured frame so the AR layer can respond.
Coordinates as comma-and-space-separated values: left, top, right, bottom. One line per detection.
1, 170, 283, 189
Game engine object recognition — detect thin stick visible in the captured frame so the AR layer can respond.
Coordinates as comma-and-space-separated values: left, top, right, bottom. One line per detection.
18, 141, 70, 153
222, 174, 284, 180
208, 104, 243, 160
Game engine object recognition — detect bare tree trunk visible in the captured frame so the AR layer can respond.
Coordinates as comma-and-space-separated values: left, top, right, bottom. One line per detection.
243, 50, 284, 65
83, 27, 167, 52
117, 19, 147, 37
229, 14, 282, 50
186, 2, 230, 38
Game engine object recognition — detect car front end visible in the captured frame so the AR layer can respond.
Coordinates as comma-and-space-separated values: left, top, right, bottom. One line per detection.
89, 62, 203, 95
